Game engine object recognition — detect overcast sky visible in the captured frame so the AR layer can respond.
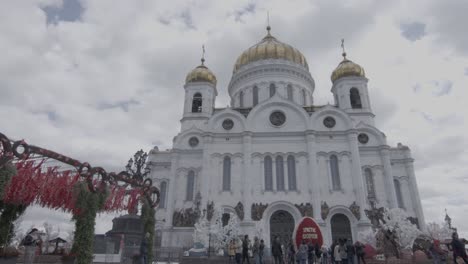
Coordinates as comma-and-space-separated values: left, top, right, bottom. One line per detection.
1, 0, 467, 237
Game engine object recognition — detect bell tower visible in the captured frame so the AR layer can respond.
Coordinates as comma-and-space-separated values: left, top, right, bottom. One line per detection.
331, 40, 374, 125
181, 47, 217, 131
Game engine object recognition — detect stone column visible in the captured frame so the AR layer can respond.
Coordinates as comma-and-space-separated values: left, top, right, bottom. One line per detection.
305, 131, 321, 222
380, 147, 398, 208
347, 132, 368, 222
242, 132, 253, 221
404, 156, 426, 230
200, 134, 212, 205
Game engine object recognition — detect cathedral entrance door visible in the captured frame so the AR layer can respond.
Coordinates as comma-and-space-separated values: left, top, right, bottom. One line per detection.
270, 210, 295, 247
331, 213, 352, 242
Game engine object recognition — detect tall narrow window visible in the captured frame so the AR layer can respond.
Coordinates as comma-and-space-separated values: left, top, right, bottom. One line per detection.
159, 181, 167, 208
192, 93, 203, 112
253, 86, 259, 106
394, 179, 404, 208
223, 156, 231, 191
264, 156, 273, 191
287, 85, 293, 101
186, 171, 195, 201
276, 156, 285, 191
364, 168, 376, 199
350, 88, 362, 109
269, 83, 276, 97
302, 90, 307, 105
287, 155, 297, 191
239, 91, 244, 108
330, 155, 341, 190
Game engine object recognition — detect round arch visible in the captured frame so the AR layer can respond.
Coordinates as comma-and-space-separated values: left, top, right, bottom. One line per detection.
262, 201, 302, 248
325, 206, 358, 244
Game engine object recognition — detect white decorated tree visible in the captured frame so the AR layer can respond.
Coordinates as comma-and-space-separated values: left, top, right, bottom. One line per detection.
192, 209, 240, 252
426, 222, 452, 241
381, 208, 422, 249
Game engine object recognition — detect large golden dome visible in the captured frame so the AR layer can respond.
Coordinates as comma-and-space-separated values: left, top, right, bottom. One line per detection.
185, 59, 217, 85
233, 27, 309, 73
331, 55, 365, 82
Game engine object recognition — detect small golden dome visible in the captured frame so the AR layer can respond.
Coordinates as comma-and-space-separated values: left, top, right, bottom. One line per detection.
185, 59, 217, 85
331, 56, 365, 82
233, 29, 308, 73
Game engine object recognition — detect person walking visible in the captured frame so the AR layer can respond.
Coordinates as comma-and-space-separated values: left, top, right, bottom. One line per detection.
252, 237, 260, 264
354, 241, 366, 264
333, 240, 342, 264
331, 240, 337, 264
298, 240, 308, 264
287, 240, 296, 264
307, 242, 314, 264
346, 239, 355, 264
340, 239, 348, 264
321, 245, 329, 264
272, 236, 283, 264
315, 243, 322, 264
139, 232, 150, 264
259, 239, 265, 264
450, 232, 468, 264
235, 236, 243, 264
228, 239, 236, 264
242, 235, 251, 264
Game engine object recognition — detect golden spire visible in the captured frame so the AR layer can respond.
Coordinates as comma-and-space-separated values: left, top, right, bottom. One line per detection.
201, 45, 205, 66
341, 38, 347, 60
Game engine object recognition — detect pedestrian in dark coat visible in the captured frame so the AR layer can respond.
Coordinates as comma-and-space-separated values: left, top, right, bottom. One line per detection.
272, 236, 283, 264
450, 232, 468, 264
139, 232, 149, 264
242, 235, 251, 264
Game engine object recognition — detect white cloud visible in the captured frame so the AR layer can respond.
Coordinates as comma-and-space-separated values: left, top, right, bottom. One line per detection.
1, 0, 468, 237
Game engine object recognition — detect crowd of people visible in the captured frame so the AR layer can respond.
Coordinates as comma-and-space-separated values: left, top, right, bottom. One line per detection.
226, 235, 367, 264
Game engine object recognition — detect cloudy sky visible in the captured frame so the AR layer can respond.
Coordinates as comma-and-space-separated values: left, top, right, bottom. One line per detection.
1, 0, 467, 237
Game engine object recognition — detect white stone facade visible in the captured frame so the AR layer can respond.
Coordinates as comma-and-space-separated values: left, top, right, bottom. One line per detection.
148, 32, 425, 250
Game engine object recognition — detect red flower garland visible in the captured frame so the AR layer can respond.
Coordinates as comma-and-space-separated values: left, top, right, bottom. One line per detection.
2, 160, 144, 213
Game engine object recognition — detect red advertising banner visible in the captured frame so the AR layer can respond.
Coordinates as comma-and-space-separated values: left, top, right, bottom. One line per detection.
293, 217, 323, 249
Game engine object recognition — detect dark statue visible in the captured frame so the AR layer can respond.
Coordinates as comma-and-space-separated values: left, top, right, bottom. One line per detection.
235, 202, 244, 221
172, 208, 201, 227
251, 203, 268, 221
364, 201, 385, 229
206, 201, 214, 221
349, 201, 360, 220
295, 203, 313, 217
321, 201, 329, 220
376, 229, 401, 259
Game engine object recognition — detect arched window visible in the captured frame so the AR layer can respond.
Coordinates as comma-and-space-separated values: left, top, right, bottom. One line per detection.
302, 90, 307, 105
191, 93, 203, 112
394, 179, 404, 208
287, 85, 293, 101
269, 83, 276, 97
186, 171, 195, 201
330, 155, 341, 190
253, 86, 259, 106
276, 156, 285, 191
239, 91, 244, 108
159, 181, 167, 208
364, 168, 376, 199
350, 88, 362, 109
223, 156, 231, 191
264, 156, 273, 191
287, 155, 297, 191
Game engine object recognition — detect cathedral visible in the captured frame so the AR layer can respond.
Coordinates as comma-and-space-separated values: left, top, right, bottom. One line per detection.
148, 26, 426, 250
